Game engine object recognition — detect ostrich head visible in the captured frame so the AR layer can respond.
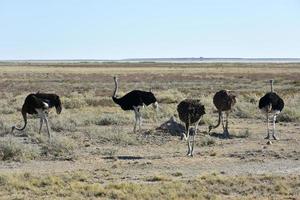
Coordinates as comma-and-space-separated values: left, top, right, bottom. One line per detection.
113, 76, 118, 82
54, 95, 62, 114
148, 88, 159, 110
113, 76, 119, 98
147, 91, 159, 111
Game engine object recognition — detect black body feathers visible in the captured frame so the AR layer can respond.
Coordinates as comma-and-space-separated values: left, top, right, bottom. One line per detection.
177, 99, 206, 124
259, 92, 284, 112
23, 93, 62, 114
14, 93, 62, 131
113, 90, 157, 110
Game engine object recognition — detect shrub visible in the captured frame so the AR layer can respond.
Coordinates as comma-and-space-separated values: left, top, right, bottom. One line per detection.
0, 137, 39, 161
62, 92, 87, 109
40, 136, 75, 159
95, 113, 130, 126
200, 136, 216, 146
230, 129, 250, 138
0, 119, 11, 136
146, 175, 171, 182
157, 89, 184, 104
277, 109, 300, 122
50, 116, 77, 132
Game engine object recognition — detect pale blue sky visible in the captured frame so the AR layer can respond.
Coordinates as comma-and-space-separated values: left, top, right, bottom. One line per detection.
0, 0, 299, 60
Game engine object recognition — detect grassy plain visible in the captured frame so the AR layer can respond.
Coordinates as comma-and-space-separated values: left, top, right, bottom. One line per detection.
0, 62, 300, 199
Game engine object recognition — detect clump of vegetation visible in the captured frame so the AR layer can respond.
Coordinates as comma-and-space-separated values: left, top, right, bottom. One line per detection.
171, 172, 183, 177
85, 92, 114, 107
40, 136, 75, 159
0, 119, 11, 136
202, 115, 214, 126
231, 129, 251, 138
0, 103, 14, 115
234, 102, 257, 119
99, 148, 118, 157
157, 89, 185, 104
95, 113, 129, 126
50, 116, 77, 132
200, 135, 216, 146
110, 128, 138, 146
277, 108, 300, 122
146, 175, 171, 182
62, 92, 87, 109
0, 137, 39, 161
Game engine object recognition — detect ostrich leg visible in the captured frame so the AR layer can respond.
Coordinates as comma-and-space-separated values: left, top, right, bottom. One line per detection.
44, 116, 51, 139
181, 122, 188, 140
36, 109, 51, 138
137, 108, 142, 132
185, 123, 192, 156
191, 119, 201, 157
265, 113, 270, 139
224, 111, 229, 138
221, 112, 225, 132
38, 118, 43, 134
133, 107, 139, 133
272, 114, 278, 140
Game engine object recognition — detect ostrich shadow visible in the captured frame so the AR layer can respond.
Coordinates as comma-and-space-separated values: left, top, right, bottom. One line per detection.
103, 156, 144, 160
209, 131, 232, 139
103, 155, 162, 160
209, 131, 250, 139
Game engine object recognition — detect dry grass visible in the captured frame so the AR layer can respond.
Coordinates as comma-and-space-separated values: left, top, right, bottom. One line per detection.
0, 137, 39, 161
0, 62, 300, 199
0, 172, 299, 199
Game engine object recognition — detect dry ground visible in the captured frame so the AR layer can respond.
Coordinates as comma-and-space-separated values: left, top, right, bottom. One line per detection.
0, 62, 300, 199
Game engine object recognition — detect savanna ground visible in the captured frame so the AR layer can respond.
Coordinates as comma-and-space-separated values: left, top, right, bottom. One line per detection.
0, 62, 300, 199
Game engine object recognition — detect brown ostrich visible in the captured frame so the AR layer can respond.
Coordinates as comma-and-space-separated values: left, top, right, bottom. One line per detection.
177, 99, 205, 157
208, 90, 236, 138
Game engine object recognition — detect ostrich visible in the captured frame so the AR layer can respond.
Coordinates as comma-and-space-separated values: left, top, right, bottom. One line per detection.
177, 99, 205, 157
208, 90, 236, 138
112, 76, 158, 133
259, 80, 284, 140
11, 92, 62, 138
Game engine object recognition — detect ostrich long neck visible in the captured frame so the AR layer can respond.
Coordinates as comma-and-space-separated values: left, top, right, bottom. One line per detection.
270, 81, 274, 92
113, 78, 119, 98
211, 111, 222, 129
14, 109, 27, 131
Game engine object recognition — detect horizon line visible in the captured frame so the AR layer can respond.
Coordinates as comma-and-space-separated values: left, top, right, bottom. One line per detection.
1, 57, 300, 62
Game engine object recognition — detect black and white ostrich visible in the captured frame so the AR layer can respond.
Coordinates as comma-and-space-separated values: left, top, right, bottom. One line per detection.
208, 90, 236, 138
11, 92, 62, 138
177, 99, 205, 157
112, 76, 158, 133
259, 80, 284, 140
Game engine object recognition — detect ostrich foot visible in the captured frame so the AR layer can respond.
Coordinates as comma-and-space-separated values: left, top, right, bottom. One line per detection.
223, 131, 230, 139
264, 134, 270, 139
186, 152, 193, 157
272, 135, 279, 140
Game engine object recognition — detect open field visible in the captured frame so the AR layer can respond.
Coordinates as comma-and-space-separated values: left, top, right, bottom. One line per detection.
0, 62, 300, 199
